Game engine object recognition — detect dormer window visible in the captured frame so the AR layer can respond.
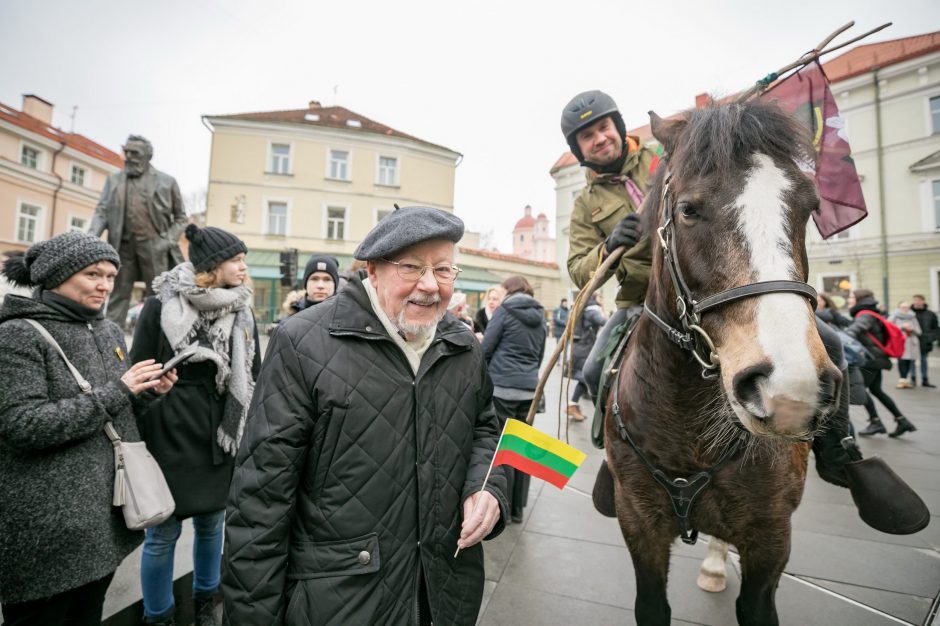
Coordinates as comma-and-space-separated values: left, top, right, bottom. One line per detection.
346, 120, 362, 128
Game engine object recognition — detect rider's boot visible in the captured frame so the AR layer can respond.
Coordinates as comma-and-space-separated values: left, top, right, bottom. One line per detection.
815, 319, 930, 534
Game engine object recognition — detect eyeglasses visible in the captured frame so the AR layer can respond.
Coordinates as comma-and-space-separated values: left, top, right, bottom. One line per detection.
382, 259, 461, 284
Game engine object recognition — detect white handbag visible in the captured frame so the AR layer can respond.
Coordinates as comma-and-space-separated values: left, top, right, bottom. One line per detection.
24, 319, 176, 530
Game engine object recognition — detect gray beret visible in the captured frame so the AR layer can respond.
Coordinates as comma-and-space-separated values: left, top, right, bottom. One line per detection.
354, 206, 464, 261
2, 231, 120, 289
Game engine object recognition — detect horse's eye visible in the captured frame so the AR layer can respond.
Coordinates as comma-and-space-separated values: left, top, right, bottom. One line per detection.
677, 202, 699, 219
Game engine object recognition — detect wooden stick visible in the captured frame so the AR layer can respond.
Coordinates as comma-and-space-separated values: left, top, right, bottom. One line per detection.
735, 22, 891, 103
525, 245, 625, 425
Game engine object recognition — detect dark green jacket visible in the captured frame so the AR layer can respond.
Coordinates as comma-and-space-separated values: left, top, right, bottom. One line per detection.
222, 276, 508, 625
567, 140, 657, 308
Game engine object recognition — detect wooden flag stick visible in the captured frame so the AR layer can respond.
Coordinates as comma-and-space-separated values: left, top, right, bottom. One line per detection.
735, 21, 892, 103
454, 421, 509, 558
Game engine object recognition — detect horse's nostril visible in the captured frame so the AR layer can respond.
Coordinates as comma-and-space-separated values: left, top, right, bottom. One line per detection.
732, 363, 774, 419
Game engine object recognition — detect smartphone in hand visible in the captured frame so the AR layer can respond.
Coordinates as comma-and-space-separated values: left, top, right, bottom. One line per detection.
150, 344, 198, 380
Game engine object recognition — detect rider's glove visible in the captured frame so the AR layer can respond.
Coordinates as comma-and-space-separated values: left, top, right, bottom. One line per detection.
604, 213, 642, 254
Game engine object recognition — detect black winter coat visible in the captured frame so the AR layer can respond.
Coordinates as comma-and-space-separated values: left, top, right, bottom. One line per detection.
0, 295, 149, 603
222, 276, 509, 626
846, 300, 891, 370
129, 297, 261, 517
569, 298, 606, 380
912, 304, 938, 353
482, 293, 546, 390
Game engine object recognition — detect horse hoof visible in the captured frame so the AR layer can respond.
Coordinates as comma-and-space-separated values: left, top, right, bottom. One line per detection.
697, 571, 727, 593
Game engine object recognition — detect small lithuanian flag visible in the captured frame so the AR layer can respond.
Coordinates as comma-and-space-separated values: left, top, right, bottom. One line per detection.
494, 420, 586, 489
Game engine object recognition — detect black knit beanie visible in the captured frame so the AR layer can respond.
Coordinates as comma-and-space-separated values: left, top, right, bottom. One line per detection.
185, 224, 247, 273
2, 231, 120, 289
302, 254, 339, 288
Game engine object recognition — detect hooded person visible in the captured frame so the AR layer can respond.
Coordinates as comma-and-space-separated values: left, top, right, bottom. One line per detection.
0, 232, 176, 625
481, 275, 547, 522
845, 289, 917, 438
223, 205, 509, 626
129, 224, 261, 626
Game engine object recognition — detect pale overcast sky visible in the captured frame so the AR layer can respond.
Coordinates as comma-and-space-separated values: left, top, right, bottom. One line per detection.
2, 0, 937, 251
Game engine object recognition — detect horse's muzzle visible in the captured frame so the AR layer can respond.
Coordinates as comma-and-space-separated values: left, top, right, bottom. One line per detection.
732, 363, 841, 436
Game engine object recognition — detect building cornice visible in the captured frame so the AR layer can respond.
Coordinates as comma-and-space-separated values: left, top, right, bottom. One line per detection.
204, 117, 461, 163
832, 50, 940, 92
207, 178, 455, 210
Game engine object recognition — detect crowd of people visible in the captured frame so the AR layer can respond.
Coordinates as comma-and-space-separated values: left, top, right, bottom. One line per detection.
0, 96, 936, 626
815, 288, 937, 439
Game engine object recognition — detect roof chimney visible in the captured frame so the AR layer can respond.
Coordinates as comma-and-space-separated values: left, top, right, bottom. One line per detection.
23, 94, 53, 125
308, 100, 322, 109
694, 93, 712, 109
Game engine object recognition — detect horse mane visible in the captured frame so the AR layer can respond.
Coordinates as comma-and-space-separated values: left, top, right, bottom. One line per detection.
641, 98, 813, 236
669, 99, 812, 181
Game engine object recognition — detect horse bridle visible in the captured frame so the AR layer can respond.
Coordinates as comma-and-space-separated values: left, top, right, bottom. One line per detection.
642, 171, 818, 377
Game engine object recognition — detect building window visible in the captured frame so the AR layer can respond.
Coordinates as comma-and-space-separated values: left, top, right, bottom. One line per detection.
933, 179, 940, 228
69, 215, 88, 232
820, 274, 854, 303
377, 156, 398, 186
329, 150, 350, 180
70, 164, 87, 186
931, 96, 940, 134
327, 207, 346, 240
375, 209, 392, 224
270, 143, 291, 174
17, 203, 41, 243
267, 201, 288, 236
21, 145, 40, 169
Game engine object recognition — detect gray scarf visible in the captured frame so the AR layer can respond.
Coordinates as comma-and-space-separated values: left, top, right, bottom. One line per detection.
152, 262, 255, 456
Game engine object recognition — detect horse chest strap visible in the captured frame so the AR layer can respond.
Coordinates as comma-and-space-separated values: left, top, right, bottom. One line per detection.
651, 470, 711, 545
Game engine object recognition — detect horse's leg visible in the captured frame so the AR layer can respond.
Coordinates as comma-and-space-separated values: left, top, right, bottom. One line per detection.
623, 529, 673, 625
697, 537, 729, 593
735, 534, 791, 626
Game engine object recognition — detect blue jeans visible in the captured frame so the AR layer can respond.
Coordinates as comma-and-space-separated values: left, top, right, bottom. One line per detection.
141, 511, 225, 621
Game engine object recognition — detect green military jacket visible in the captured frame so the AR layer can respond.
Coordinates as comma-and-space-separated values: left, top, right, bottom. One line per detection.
567, 139, 657, 309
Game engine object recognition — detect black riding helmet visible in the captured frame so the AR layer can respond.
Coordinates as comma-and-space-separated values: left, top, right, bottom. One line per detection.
560, 90, 628, 164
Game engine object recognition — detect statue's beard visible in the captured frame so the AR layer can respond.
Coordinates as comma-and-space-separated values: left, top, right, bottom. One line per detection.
125, 161, 147, 178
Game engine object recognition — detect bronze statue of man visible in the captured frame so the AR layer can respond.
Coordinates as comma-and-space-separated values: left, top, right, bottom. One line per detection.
90, 135, 187, 325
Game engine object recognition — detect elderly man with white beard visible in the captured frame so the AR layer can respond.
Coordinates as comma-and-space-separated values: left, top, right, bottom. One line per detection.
223, 206, 509, 626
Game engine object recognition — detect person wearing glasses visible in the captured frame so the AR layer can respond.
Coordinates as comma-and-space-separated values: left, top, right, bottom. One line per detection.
223, 206, 509, 626
89, 135, 188, 327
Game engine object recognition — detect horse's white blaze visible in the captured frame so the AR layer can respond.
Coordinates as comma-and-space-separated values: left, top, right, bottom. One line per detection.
735, 154, 817, 408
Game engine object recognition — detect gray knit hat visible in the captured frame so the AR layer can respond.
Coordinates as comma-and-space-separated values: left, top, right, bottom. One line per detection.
185, 224, 248, 273
354, 206, 464, 261
2, 231, 120, 289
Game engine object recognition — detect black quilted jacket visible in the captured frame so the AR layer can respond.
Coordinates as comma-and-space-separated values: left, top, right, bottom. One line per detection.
222, 275, 509, 625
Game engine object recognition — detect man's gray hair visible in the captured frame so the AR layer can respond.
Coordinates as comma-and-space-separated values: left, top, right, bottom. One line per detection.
124, 134, 153, 157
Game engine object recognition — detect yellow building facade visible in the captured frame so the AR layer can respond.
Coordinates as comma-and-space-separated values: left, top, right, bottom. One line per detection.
203, 101, 561, 322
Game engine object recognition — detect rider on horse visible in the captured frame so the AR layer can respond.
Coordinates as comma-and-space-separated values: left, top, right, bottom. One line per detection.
560, 90, 927, 535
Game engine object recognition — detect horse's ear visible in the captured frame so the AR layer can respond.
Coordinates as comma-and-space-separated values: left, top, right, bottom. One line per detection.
649, 111, 685, 155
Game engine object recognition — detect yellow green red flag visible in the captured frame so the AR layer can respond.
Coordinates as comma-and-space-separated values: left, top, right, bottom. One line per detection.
494, 420, 586, 489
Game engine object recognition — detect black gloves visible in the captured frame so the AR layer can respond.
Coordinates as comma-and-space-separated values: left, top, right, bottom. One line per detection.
604, 213, 642, 254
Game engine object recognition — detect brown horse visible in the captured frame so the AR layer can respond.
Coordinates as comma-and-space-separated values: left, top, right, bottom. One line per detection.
607, 99, 841, 625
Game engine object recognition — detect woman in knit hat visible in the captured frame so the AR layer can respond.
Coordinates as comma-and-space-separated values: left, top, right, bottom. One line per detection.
129, 224, 260, 626
0, 231, 177, 625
